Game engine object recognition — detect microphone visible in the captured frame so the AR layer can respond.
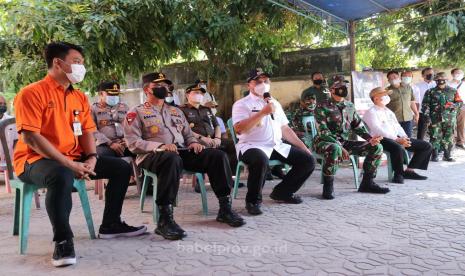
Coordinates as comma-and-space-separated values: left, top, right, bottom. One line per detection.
263, 92, 274, 120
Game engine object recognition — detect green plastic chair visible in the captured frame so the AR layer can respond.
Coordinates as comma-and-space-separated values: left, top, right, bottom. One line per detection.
386, 149, 410, 181
0, 118, 96, 255
139, 168, 208, 223
226, 119, 290, 199
301, 116, 360, 188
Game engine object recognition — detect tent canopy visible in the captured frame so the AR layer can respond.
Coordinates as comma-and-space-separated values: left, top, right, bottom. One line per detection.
268, 0, 425, 34
301, 0, 423, 21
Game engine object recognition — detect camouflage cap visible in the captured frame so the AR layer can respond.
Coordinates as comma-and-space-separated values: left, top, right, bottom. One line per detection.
434, 72, 447, 80
329, 75, 349, 89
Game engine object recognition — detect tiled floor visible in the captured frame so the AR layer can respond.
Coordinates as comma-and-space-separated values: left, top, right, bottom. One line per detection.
1, 150, 465, 275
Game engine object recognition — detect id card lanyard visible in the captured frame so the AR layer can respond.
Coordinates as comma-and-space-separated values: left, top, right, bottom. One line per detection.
73, 110, 83, 136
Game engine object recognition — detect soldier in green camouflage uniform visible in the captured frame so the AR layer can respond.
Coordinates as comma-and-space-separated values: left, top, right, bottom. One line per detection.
285, 95, 315, 148
314, 78, 390, 200
421, 72, 462, 162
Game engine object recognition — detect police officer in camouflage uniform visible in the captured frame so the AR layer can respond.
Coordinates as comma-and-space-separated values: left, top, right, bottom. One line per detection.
285, 95, 315, 147
92, 81, 132, 157
314, 77, 390, 200
421, 72, 462, 162
123, 72, 245, 241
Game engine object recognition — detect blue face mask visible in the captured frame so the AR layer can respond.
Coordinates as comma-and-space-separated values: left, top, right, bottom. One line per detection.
106, 95, 120, 106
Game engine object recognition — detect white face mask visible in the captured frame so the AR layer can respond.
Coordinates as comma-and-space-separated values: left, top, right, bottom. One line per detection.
454, 74, 464, 81
264, 83, 271, 93
381, 95, 391, 105
254, 83, 266, 96
389, 78, 401, 86
200, 84, 207, 90
65, 63, 86, 84
105, 95, 119, 106
165, 96, 174, 103
401, 77, 412, 85
190, 93, 204, 103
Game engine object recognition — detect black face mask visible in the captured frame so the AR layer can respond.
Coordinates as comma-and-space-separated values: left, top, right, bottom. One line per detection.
152, 87, 168, 99
334, 86, 348, 97
0, 106, 6, 114
313, 79, 324, 85
436, 79, 446, 86
425, 74, 434, 81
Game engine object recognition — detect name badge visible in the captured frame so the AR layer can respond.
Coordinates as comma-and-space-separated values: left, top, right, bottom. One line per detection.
73, 122, 83, 136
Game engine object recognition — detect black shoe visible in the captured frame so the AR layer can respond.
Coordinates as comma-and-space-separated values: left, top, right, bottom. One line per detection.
456, 144, 465, 150
238, 182, 245, 188
216, 196, 245, 227
245, 202, 263, 215
52, 239, 76, 267
270, 192, 303, 204
271, 166, 286, 179
358, 173, 390, 194
98, 221, 147, 239
322, 175, 334, 200
392, 173, 404, 184
194, 182, 201, 193
403, 170, 427, 180
154, 205, 187, 240
431, 149, 439, 162
265, 171, 274, 181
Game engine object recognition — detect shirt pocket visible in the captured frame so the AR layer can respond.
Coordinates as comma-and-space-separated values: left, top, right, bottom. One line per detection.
144, 119, 165, 138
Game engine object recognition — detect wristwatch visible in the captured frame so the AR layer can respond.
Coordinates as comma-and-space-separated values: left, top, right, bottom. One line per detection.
85, 153, 99, 160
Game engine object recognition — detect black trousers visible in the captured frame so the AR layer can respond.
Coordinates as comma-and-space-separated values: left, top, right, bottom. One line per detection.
97, 144, 133, 158
417, 114, 429, 140
220, 138, 239, 172
18, 157, 132, 242
381, 137, 432, 175
140, 148, 232, 206
399, 120, 413, 138
239, 146, 315, 204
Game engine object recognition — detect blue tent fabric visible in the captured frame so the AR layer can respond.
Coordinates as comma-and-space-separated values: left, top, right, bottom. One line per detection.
301, 0, 424, 21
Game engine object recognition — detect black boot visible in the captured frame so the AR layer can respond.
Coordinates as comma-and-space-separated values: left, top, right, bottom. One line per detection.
155, 205, 186, 240
216, 196, 245, 227
358, 173, 390, 194
431, 149, 439, 162
443, 145, 455, 162
322, 175, 334, 200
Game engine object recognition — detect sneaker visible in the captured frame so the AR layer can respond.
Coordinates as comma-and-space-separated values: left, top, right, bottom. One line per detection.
98, 221, 147, 239
52, 239, 76, 267
456, 144, 465, 150
245, 202, 263, 215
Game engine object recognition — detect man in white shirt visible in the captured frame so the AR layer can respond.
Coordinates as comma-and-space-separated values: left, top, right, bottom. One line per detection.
232, 69, 315, 215
363, 87, 432, 184
413, 67, 436, 140
448, 68, 465, 149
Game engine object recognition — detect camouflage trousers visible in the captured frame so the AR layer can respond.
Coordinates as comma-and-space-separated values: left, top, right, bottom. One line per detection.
315, 140, 383, 176
429, 121, 456, 151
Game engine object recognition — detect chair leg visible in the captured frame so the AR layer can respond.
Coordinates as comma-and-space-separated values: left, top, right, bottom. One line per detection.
94, 179, 98, 195
191, 174, 197, 188
74, 181, 96, 239
19, 185, 34, 254
33, 192, 40, 209
233, 164, 243, 199
152, 177, 159, 224
386, 152, 393, 181
196, 173, 208, 216
13, 189, 20, 235
97, 180, 104, 200
132, 162, 142, 195
4, 170, 11, 193
350, 155, 360, 189
140, 175, 149, 212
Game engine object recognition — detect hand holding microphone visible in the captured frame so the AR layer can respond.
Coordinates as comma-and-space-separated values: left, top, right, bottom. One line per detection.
262, 92, 275, 120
